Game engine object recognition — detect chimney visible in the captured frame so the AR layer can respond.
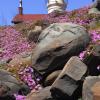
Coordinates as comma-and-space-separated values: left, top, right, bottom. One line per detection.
18, 0, 23, 15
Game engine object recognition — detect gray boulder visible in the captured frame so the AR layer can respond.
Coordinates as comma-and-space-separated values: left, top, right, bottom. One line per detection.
31, 23, 90, 77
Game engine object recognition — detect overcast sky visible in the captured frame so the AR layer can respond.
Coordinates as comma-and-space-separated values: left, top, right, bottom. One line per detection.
0, 0, 93, 26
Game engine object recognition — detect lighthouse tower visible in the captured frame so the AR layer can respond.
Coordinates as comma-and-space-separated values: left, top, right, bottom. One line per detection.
47, 0, 67, 14
18, 0, 23, 15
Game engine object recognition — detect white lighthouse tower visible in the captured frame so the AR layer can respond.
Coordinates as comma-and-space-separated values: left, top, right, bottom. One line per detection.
46, 0, 67, 14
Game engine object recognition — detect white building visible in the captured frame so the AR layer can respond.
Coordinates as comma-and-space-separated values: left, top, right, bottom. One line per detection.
47, 0, 67, 13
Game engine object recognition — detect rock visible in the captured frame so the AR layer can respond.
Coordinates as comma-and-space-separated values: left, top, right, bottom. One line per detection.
83, 44, 100, 76
89, 8, 100, 14
8, 52, 32, 68
44, 70, 61, 86
82, 76, 100, 100
28, 26, 42, 42
31, 23, 90, 78
89, 0, 100, 14
0, 69, 30, 96
53, 56, 87, 82
93, 0, 100, 10
91, 82, 100, 100
26, 86, 51, 100
0, 84, 10, 96
50, 56, 87, 100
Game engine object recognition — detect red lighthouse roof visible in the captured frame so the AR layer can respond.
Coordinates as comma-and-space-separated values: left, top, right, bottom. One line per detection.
12, 14, 46, 24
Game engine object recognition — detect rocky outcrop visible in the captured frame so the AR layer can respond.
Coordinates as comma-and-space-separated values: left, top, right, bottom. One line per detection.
31, 23, 90, 78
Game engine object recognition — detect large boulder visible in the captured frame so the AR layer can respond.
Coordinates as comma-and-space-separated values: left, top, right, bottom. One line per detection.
31, 23, 90, 78
82, 76, 100, 100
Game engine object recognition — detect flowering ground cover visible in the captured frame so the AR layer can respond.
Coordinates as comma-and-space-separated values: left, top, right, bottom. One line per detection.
0, 26, 34, 61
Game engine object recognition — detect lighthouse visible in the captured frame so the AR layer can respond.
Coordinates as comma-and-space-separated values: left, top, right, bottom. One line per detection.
47, 0, 67, 14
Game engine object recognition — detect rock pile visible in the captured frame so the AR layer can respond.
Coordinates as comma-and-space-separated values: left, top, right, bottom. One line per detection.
0, 21, 100, 100
26, 23, 99, 100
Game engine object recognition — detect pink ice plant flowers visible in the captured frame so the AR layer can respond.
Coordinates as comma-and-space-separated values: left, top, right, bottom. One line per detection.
90, 30, 100, 44
0, 27, 33, 61
18, 67, 42, 90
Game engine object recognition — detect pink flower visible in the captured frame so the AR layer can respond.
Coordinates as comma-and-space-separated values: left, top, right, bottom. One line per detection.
97, 65, 100, 70
14, 94, 26, 100
79, 51, 86, 60
18, 67, 42, 90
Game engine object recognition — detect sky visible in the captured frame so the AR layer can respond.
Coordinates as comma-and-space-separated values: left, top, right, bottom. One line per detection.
0, 0, 93, 26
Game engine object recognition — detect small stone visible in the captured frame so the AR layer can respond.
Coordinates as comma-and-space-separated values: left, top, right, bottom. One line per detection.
44, 70, 61, 86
